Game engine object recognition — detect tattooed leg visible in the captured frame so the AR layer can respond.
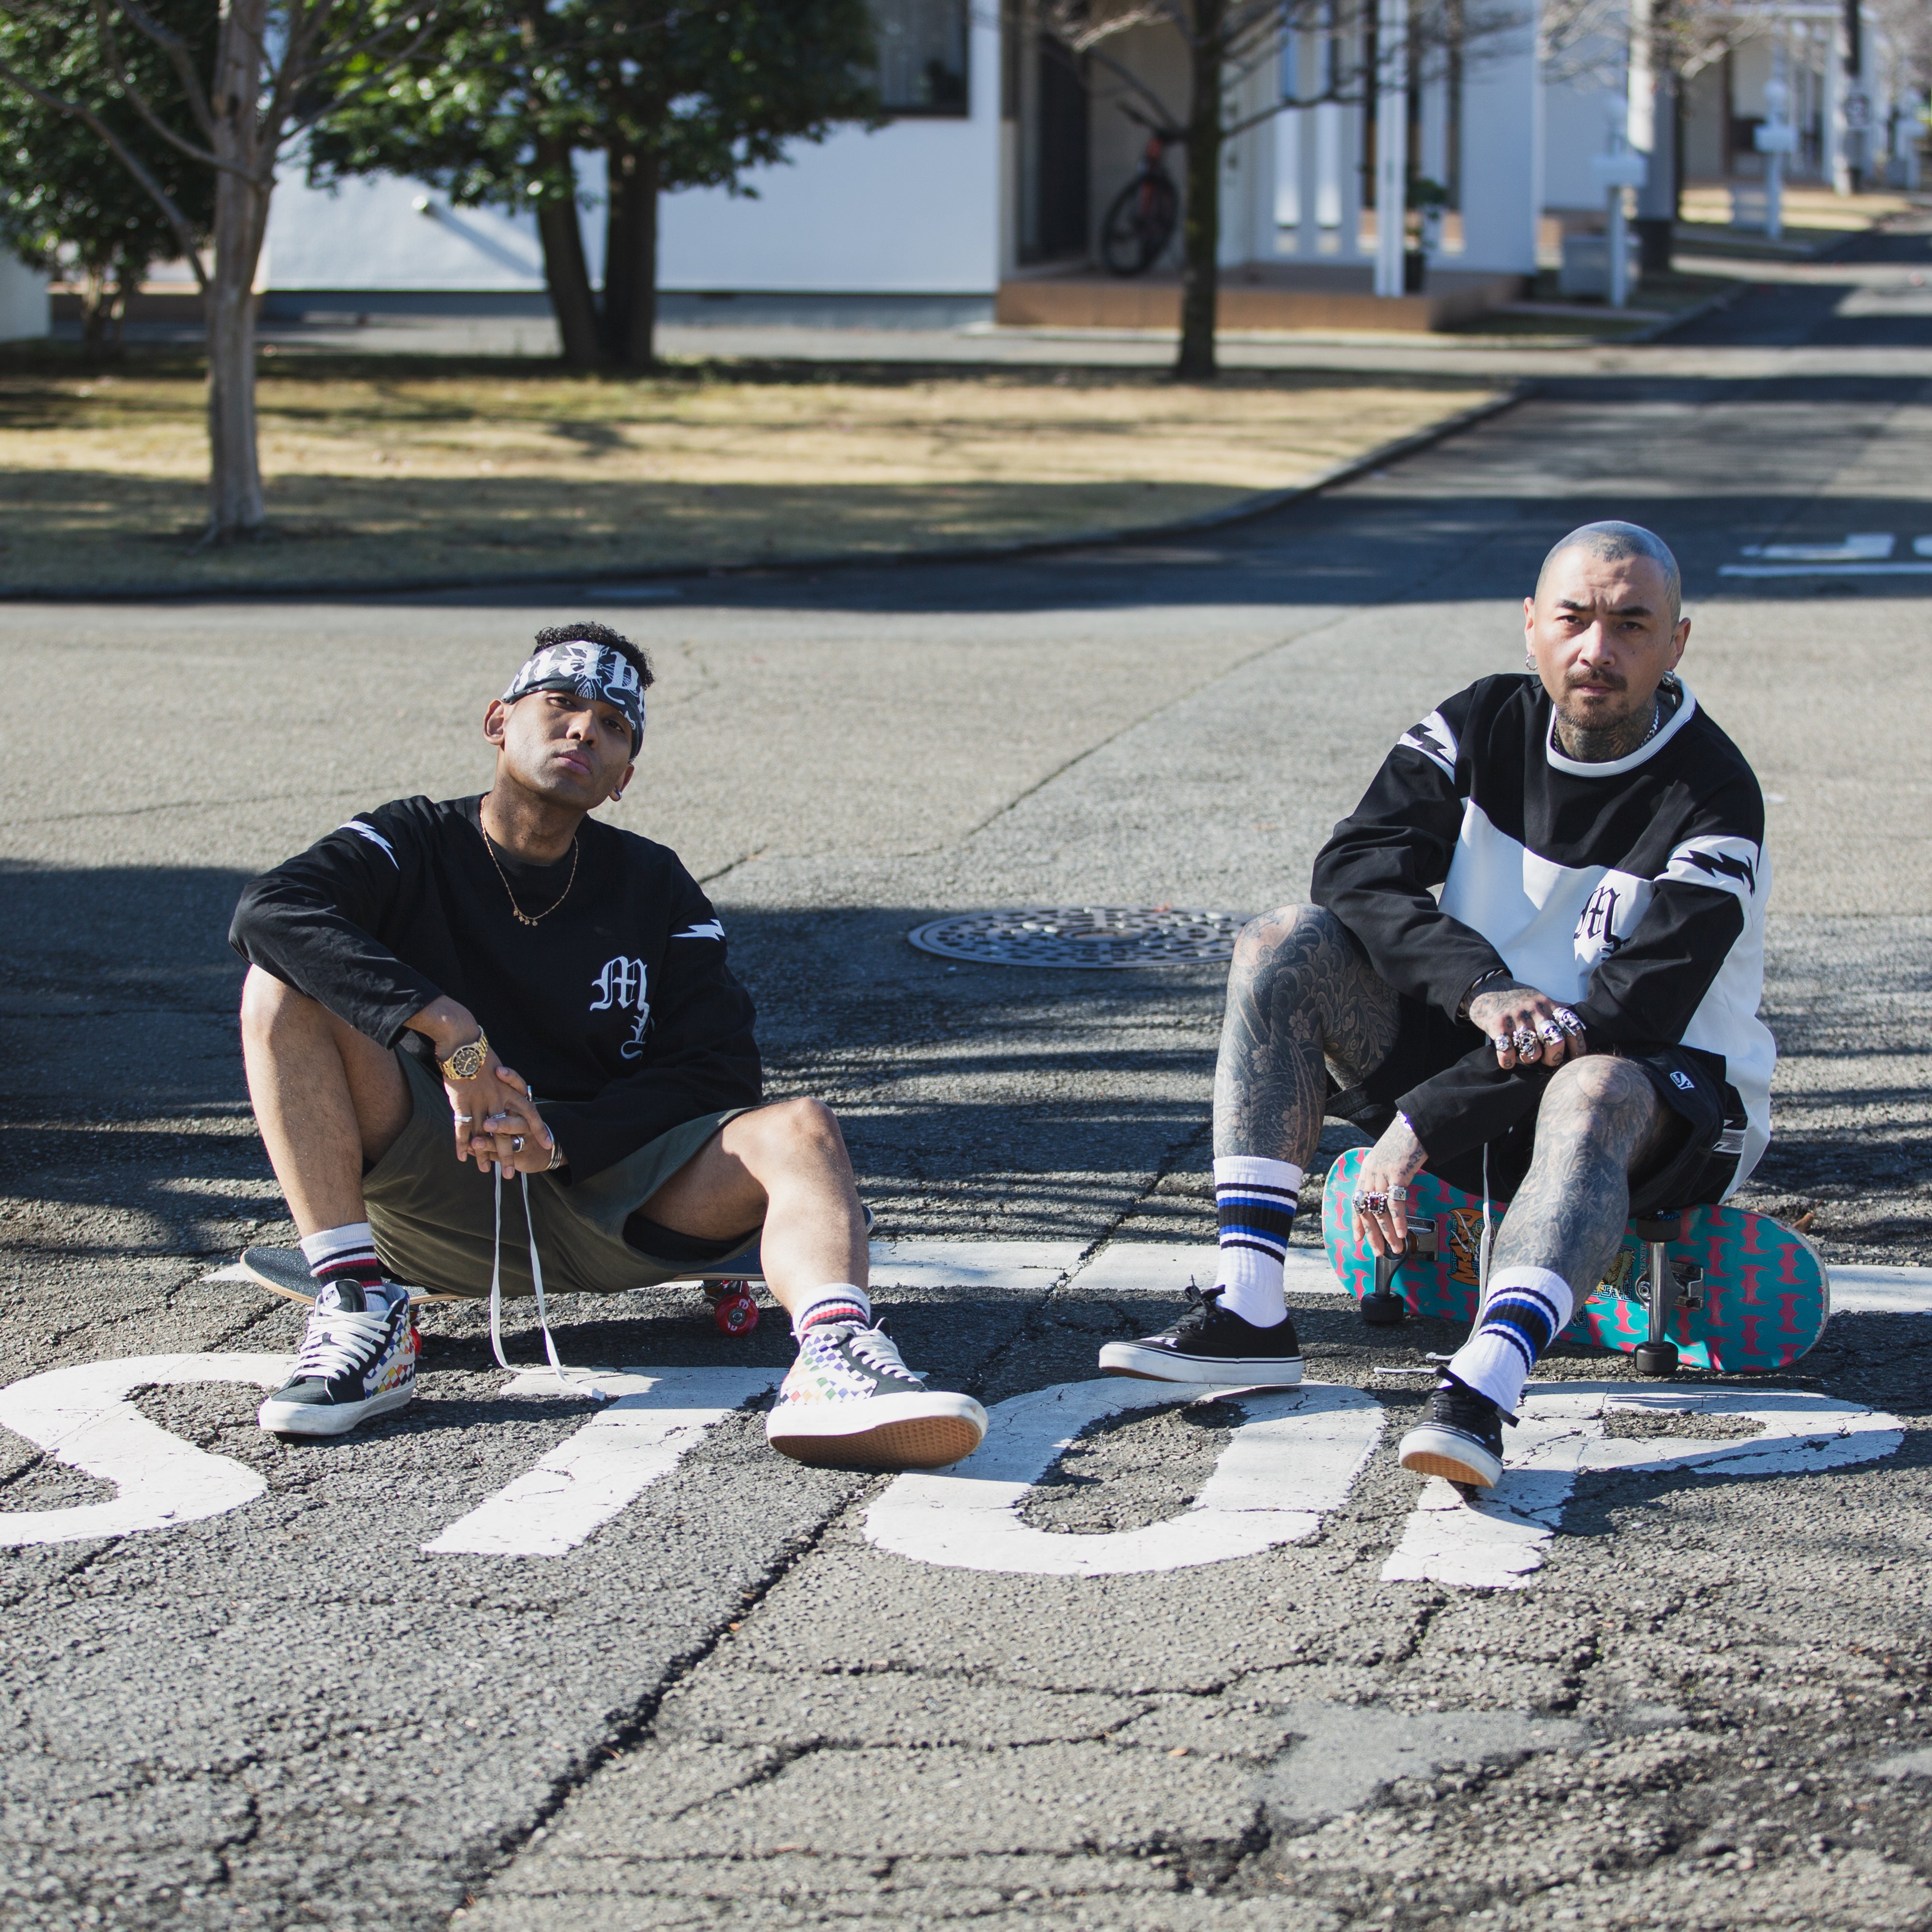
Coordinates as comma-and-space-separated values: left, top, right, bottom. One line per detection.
1491, 1057, 1677, 1295
1431, 1058, 1680, 1426
1212, 904, 1399, 1168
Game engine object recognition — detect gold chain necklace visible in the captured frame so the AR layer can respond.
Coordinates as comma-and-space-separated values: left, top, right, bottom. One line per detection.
478, 809, 579, 928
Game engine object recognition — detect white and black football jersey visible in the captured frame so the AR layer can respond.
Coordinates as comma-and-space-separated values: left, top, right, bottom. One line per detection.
1311, 672, 1772, 1190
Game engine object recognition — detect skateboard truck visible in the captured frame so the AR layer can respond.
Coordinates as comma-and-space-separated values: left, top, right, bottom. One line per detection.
701, 1279, 760, 1336
1632, 1210, 1687, 1377
1361, 1218, 1438, 1327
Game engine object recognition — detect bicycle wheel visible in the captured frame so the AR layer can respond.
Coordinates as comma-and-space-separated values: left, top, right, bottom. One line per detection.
1101, 173, 1178, 276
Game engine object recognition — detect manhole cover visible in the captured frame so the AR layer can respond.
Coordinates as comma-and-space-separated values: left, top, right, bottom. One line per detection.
907, 907, 1253, 970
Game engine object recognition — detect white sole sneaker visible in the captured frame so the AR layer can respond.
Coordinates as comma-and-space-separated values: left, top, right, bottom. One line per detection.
1096, 1341, 1303, 1388
257, 1383, 415, 1438
767, 1390, 988, 1470
1397, 1421, 1503, 1489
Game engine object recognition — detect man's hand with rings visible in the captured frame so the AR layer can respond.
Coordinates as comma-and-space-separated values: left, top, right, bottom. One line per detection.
1352, 1112, 1429, 1259
1467, 982, 1588, 1071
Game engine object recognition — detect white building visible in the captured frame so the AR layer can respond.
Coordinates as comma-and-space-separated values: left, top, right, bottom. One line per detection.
89, 0, 1932, 335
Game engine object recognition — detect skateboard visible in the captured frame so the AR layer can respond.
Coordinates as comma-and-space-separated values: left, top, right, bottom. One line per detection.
226, 1204, 875, 1341
1320, 1147, 1829, 1377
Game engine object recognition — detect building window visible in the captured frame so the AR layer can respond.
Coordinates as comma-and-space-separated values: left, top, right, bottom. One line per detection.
872, 0, 970, 114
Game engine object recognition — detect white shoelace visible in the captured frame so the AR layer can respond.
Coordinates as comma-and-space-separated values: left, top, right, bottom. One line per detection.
295, 1304, 396, 1382
490, 1162, 585, 1394
828, 1323, 926, 1386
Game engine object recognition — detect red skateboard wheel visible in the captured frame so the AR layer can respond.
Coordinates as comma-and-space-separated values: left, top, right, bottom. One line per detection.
710, 1284, 759, 1336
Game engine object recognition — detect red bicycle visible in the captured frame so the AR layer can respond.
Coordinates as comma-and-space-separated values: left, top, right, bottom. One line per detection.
1100, 131, 1180, 276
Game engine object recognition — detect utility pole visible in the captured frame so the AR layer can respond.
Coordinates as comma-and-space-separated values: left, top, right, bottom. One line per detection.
1373, 0, 1409, 298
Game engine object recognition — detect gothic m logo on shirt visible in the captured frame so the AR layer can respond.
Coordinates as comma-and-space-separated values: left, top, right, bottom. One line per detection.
1575, 883, 1628, 954
589, 956, 648, 1012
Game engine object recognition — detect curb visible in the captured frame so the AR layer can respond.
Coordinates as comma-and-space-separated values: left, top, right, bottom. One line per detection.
0, 388, 1524, 606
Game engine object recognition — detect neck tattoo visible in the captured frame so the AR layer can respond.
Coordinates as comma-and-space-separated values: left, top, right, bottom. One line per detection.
478, 806, 579, 927
1553, 694, 1662, 764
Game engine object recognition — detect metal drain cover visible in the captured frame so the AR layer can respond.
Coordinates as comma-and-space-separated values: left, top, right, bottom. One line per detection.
907, 906, 1252, 970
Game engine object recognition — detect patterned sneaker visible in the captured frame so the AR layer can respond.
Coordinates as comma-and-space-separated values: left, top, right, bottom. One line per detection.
1398, 1377, 1506, 1489
765, 1321, 987, 1470
258, 1282, 417, 1437
1097, 1286, 1303, 1388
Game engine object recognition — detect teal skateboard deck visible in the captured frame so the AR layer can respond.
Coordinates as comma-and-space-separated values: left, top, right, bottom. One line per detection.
1321, 1147, 1829, 1375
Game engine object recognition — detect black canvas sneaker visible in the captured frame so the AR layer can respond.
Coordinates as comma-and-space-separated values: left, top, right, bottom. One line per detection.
1097, 1286, 1303, 1388
257, 1281, 417, 1437
1398, 1377, 1506, 1488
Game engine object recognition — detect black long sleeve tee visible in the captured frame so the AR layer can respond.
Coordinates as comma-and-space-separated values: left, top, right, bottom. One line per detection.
1309, 674, 1774, 1184
229, 796, 761, 1182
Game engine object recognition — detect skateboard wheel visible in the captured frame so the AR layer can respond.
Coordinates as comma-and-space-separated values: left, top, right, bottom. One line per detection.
1361, 1290, 1407, 1327
711, 1285, 759, 1336
1634, 1340, 1678, 1378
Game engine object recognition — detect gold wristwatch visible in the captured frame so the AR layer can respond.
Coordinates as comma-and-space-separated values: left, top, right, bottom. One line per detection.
438, 1032, 489, 1081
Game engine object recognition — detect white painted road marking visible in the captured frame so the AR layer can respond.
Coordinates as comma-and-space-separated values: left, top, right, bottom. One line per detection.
424, 1366, 781, 1557
864, 1380, 1383, 1577
1828, 1265, 1932, 1314
1065, 1241, 1345, 1299
1740, 533, 1896, 561
0, 1353, 290, 1548
1382, 1384, 1904, 1590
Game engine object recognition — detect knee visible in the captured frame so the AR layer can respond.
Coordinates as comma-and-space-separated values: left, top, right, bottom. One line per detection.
1542, 1054, 1649, 1124
240, 965, 306, 1042
1233, 903, 1343, 977
738, 1097, 849, 1168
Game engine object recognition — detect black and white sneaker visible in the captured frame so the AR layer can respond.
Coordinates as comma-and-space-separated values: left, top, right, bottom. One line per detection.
1097, 1286, 1303, 1388
1398, 1377, 1506, 1489
258, 1281, 417, 1437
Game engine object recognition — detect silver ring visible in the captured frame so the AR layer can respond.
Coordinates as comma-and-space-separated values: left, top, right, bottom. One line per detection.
1537, 1020, 1564, 1043
511, 1135, 526, 1154
1554, 1007, 1584, 1035
1513, 1028, 1542, 1061
1356, 1190, 1388, 1213
453, 1114, 473, 1125
1388, 1185, 1408, 1201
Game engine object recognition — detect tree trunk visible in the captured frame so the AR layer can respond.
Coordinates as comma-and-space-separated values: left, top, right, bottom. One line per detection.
1175, 0, 1226, 382
81, 266, 111, 358
204, 0, 271, 541
601, 140, 660, 369
533, 134, 603, 370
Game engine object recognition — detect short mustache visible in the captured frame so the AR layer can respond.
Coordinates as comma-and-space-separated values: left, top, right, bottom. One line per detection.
1563, 670, 1627, 692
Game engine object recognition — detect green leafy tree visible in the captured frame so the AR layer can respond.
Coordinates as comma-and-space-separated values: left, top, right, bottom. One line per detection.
309, 0, 883, 371
0, 0, 440, 540
0, 0, 215, 355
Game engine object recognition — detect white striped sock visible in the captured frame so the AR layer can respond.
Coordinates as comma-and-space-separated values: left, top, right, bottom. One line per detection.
793, 1284, 873, 1339
1212, 1156, 1304, 1327
1446, 1266, 1574, 1416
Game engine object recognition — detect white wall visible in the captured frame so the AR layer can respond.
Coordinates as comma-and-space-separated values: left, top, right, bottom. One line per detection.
264, 169, 551, 290
658, 4, 1000, 291
1460, 9, 1541, 272
0, 252, 49, 339
1543, 72, 1625, 210
262, 1, 1002, 296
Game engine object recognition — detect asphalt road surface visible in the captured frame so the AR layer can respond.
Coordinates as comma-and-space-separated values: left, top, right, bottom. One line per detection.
3, 219, 1931, 1932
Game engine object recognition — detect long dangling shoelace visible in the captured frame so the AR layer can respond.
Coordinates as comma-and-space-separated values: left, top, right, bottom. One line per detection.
489, 1161, 587, 1395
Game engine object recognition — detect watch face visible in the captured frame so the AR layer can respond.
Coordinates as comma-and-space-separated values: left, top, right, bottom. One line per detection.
447, 1044, 484, 1079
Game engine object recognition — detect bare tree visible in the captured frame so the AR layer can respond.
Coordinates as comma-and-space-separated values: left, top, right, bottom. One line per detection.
0, 0, 439, 541
1025, 0, 1514, 379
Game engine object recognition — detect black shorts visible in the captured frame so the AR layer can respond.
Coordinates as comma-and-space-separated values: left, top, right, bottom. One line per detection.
1328, 995, 1747, 1212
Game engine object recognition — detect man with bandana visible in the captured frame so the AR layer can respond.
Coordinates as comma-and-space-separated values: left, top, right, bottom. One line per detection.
1097, 524, 1773, 1491
230, 622, 988, 1471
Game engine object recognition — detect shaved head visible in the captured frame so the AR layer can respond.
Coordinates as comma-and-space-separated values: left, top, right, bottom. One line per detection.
1536, 521, 1681, 621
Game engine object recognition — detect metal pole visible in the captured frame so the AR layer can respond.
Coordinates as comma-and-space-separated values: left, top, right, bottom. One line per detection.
1374, 0, 1408, 297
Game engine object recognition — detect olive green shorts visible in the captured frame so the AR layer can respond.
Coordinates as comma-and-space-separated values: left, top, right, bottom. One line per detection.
363, 1049, 756, 1299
